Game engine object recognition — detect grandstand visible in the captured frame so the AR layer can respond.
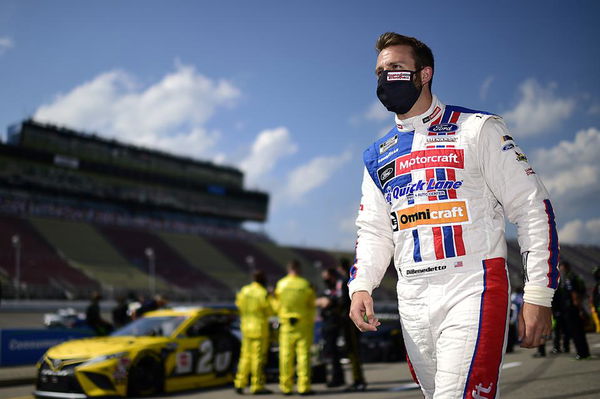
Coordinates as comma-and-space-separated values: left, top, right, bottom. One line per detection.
0, 119, 599, 304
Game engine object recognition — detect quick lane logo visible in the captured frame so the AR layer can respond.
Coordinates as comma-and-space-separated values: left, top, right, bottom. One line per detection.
385, 178, 463, 203
395, 149, 464, 175
391, 200, 469, 231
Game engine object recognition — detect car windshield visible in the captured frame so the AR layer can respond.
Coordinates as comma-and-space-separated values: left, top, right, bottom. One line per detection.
112, 316, 187, 337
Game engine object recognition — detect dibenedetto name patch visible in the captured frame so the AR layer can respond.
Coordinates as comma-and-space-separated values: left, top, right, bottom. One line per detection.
391, 200, 469, 231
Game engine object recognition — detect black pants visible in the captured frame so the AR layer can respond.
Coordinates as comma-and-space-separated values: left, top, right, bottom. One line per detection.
565, 307, 590, 358
553, 313, 570, 352
322, 325, 345, 384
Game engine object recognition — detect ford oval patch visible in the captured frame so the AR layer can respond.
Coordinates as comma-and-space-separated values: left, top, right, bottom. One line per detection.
428, 123, 458, 134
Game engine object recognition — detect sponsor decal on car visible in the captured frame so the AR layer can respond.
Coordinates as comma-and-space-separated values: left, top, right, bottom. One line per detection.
391, 200, 469, 231
379, 134, 398, 154
428, 123, 458, 134
387, 71, 411, 81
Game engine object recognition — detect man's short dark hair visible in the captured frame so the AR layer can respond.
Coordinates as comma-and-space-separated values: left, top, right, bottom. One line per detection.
253, 270, 267, 287
375, 32, 435, 88
287, 259, 302, 273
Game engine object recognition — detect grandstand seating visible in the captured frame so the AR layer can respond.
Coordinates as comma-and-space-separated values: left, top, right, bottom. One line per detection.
29, 217, 164, 293
0, 215, 99, 295
97, 225, 231, 300
205, 237, 286, 285
157, 231, 249, 294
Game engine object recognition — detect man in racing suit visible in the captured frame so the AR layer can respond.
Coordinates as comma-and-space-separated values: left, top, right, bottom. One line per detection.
234, 270, 274, 395
349, 32, 558, 399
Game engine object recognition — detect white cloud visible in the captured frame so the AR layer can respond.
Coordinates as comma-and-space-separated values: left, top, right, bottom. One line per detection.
283, 150, 352, 202
503, 79, 575, 136
34, 63, 240, 159
558, 218, 600, 245
532, 127, 600, 198
365, 100, 390, 122
240, 127, 297, 186
479, 76, 494, 100
0, 37, 14, 55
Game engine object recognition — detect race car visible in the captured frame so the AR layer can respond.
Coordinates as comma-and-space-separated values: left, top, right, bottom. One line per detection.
34, 307, 240, 398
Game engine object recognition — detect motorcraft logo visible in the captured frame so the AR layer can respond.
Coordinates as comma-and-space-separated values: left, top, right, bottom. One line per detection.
428, 123, 458, 134
387, 71, 411, 81
379, 134, 398, 154
395, 149, 464, 175
391, 200, 469, 231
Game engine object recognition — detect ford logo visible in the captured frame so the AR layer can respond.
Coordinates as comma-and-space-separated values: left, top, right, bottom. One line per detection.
428, 123, 458, 134
381, 168, 394, 180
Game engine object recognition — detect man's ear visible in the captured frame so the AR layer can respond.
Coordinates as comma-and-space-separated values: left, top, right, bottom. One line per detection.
420, 66, 433, 86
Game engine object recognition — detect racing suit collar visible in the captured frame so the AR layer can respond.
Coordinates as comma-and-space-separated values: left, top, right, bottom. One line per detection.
394, 94, 444, 133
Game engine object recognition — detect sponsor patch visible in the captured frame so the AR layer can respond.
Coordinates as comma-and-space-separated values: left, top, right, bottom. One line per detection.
524, 167, 536, 176
385, 178, 463, 204
378, 147, 399, 163
395, 149, 464, 176
502, 135, 514, 142
422, 106, 442, 124
377, 160, 396, 187
379, 134, 398, 154
387, 71, 411, 81
501, 143, 515, 151
428, 123, 458, 134
515, 151, 528, 162
427, 136, 458, 144
391, 200, 469, 231
401, 261, 448, 278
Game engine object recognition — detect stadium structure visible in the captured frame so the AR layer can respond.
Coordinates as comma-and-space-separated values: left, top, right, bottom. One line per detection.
0, 120, 599, 304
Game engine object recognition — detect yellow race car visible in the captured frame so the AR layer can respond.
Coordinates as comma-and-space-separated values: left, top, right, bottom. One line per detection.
34, 307, 240, 398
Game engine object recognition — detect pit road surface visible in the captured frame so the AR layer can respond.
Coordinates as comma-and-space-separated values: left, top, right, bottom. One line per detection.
2, 334, 599, 399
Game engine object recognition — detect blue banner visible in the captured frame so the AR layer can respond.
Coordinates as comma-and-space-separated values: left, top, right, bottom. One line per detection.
0, 329, 94, 366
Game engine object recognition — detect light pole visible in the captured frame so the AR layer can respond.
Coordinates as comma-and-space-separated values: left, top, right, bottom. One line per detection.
144, 247, 156, 296
245, 255, 255, 273
11, 235, 21, 300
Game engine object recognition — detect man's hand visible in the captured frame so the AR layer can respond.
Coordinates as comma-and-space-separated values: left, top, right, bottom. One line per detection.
349, 291, 380, 332
518, 302, 553, 348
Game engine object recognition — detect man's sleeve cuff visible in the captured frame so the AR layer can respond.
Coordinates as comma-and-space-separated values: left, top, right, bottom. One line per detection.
348, 282, 373, 299
523, 285, 555, 307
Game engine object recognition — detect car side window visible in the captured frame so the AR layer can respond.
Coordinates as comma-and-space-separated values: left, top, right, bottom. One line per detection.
186, 314, 229, 337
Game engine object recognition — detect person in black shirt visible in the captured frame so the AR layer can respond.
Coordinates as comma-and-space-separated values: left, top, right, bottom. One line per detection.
557, 261, 590, 359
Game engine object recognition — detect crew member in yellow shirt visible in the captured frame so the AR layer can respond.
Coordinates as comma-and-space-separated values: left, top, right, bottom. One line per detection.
274, 260, 316, 396
234, 270, 274, 395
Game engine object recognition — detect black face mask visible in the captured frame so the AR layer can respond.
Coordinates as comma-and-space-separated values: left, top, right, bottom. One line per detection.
376, 70, 422, 115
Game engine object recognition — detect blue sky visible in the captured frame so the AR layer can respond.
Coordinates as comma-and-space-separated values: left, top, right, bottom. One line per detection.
1, 0, 599, 250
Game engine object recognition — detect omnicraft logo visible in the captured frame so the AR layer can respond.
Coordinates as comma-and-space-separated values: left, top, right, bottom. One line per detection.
395, 149, 464, 175
391, 200, 469, 230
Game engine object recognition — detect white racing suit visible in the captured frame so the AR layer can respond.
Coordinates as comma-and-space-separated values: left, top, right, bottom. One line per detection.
348, 95, 559, 399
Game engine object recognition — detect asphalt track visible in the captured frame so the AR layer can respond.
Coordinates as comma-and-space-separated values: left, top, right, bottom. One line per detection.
1, 334, 599, 399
